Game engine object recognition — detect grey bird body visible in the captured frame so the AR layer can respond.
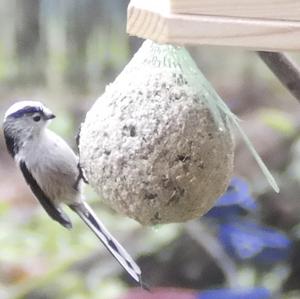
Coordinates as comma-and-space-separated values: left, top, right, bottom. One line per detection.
22, 128, 80, 205
3, 101, 143, 285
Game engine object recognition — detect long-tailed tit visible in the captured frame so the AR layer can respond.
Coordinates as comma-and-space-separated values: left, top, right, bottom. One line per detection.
2, 100, 143, 285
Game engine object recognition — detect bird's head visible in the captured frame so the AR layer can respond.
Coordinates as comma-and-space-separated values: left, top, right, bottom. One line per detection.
3, 100, 55, 139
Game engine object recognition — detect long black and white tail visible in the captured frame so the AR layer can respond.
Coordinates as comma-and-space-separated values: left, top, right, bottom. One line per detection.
69, 202, 142, 285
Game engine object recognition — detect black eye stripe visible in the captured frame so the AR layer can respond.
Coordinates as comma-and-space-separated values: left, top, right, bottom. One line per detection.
8, 106, 42, 118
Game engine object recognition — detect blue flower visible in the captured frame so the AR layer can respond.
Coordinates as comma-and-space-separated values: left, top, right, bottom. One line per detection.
205, 178, 257, 220
197, 287, 271, 299
218, 220, 292, 265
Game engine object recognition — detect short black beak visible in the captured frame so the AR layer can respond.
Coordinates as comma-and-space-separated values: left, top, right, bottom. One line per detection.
44, 113, 56, 120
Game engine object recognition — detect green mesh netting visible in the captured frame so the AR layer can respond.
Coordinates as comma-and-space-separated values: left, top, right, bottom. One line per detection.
127, 40, 279, 193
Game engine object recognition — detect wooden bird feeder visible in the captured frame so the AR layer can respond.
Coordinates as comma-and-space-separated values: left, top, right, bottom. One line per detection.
127, 0, 300, 51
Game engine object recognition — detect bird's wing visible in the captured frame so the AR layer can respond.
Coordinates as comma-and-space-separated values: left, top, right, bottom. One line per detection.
19, 160, 72, 229
69, 202, 143, 285
3, 129, 19, 157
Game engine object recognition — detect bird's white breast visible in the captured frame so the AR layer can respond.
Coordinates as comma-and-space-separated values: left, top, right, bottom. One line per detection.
17, 129, 82, 204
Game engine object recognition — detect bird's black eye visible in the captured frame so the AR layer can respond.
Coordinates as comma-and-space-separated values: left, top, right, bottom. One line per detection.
33, 115, 41, 122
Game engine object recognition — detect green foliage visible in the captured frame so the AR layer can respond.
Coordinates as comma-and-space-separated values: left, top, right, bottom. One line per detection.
0, 192, 180, 299
260, 109, 296, 136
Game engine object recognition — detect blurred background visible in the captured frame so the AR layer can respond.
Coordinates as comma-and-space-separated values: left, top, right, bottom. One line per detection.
1, 1, 300, 298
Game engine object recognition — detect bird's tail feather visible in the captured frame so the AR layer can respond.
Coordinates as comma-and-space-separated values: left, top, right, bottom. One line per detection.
69, 202, 142, 285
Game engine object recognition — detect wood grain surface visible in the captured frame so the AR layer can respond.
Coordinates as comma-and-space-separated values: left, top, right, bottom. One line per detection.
127, 0, 300, 51
170, 0, 300, 21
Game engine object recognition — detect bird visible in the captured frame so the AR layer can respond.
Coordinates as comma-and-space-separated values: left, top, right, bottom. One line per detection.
2, 100, 143, 286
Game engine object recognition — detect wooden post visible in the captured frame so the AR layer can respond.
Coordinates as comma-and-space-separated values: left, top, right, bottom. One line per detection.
127, 0, 300, 51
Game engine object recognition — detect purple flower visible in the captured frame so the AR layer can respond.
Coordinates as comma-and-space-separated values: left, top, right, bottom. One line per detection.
205, 178, 257, 220
197, 287, 271, 299
218, 220, 292, 265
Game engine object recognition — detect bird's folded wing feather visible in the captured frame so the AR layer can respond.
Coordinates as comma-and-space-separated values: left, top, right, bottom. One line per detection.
19, 160, 72, 229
